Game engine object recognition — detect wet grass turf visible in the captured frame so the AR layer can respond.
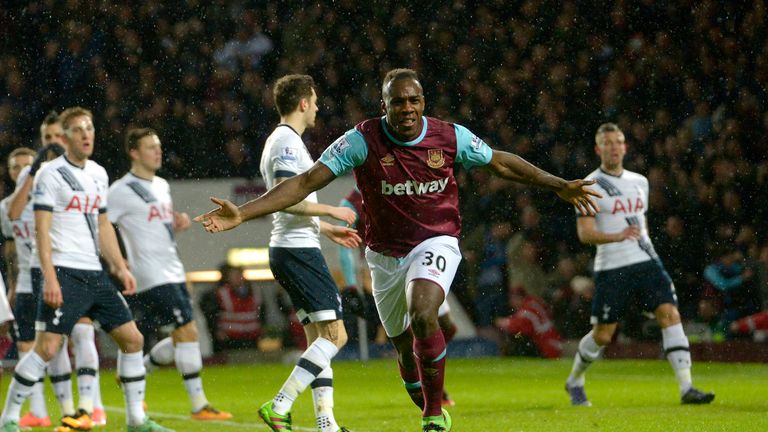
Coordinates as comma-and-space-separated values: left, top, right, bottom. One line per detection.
8, 357, 767, 431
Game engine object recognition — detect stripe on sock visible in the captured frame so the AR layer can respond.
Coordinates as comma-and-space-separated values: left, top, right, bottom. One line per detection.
77, 367, 98, 376
578, 351, 593, 364
433, 349, 447, 363
664, 346, 690, 356
310, 378, 333, 389
49, 373, 72, 383
404, 381, 422, 390
182, 372, 201, 381
14, 373, 37, 387
119, 375, 146, 384
297, 358, 323, 376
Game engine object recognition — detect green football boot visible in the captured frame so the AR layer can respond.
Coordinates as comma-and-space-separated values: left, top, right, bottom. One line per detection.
422, 408, 451, 431
258, 401, 292, 431
0, 421, 20, 432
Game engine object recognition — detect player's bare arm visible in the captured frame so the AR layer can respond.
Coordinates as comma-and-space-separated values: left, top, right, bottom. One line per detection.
319, 221, 362, 248
274, 177, 356, 225
485, 149, 602, 215
7, 176, 33, 220
576, 216, 641, 245
98, 213, 137, 295
35, 209, 62, 308
195, 161, 336, 233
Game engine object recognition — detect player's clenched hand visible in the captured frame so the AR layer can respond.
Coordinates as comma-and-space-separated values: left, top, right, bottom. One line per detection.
620, 225, 641, 241
117, 267, 137, 295
323, 226, 362, 248
329, 206, 357, 226
557, 179, 602, 216
173, 211, 191, 232
43, 277, 63, 309
193, 197, 243, 233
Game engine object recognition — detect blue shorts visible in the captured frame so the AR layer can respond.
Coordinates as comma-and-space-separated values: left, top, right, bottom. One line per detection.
269, 247, 343, 324
126, 283, 194, 333
591, 260, 677, 324
34, 267, 134, 334
12, 292, 38, 342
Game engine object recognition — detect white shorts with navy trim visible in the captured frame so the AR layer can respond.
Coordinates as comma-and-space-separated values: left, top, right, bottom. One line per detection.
365, 236, 461, 337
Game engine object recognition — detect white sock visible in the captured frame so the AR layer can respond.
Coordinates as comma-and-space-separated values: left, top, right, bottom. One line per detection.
93, 373, 104, 410
72, 323, 98, 413
1, 351, 46, 424
567, 330, 604, 387
18, 350, 48, 418
30, 378, 49, 418
312, 367, 339, 432
118, 351, 147, 426
145, 337, 174, 373
48, 341, 75, 416
662, 323, 693, 395
175, 342, 208, 412
273, 338, 338, 415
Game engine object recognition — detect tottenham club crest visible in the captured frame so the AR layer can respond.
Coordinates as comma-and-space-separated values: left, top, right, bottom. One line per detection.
426, 149, 445, 169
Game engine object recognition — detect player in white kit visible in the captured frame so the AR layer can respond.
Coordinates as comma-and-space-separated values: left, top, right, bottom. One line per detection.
109, 128, 232, 421
5, 113, 108, 428
565, 123, 715, 406
0, 107, 173, 432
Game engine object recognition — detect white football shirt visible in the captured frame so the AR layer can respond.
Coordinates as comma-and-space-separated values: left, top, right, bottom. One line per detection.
1, 192, 35, 294
579, 168, 659, 271
32, 156, 108, 271
108, 172, 186, 292
259, 125, 321, 248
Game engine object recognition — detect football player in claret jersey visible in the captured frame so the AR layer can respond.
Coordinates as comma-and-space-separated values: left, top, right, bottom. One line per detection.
109, 128, 231, 421
5, 112, 109, 428
0, 107, 174, 432
252, 74, 358, 432
197, 68, 601, 432
564, 123, 714, 406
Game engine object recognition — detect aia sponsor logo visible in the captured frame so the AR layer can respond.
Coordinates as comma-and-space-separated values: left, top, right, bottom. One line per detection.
65, 195, 101, 213
426, 149, 445, 168
148, 203, 173, 222
611, 197, 644, 214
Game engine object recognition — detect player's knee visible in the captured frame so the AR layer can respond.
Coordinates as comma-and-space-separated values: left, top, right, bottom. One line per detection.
35, 335, 63, 361
319, 320, 348, 349
592, 330, 613, 346
409, 308, 438, 335
173, 321, 198, 342
655, 304, 681, 327
113, 325, 144, 353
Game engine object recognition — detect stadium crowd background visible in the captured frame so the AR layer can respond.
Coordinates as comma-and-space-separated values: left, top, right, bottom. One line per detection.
1, 1, 767, 346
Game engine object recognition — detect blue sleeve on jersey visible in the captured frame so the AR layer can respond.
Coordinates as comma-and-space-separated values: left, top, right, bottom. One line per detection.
454, 124, 493, 170
318, 129, 368, 176
703, 264, 743, 291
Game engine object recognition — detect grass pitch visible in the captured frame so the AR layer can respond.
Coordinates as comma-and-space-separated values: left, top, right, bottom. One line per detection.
7, 357, 767, 431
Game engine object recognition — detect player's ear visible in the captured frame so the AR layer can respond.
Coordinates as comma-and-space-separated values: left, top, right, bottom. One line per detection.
299, 97, 309, 112
380, 100, 386, 115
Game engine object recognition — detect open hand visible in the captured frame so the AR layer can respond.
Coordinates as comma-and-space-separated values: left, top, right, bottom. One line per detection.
557, 179, 602, 216
193, 197, 243, 233
329, 206, 357, 225
322, 225, 362, 248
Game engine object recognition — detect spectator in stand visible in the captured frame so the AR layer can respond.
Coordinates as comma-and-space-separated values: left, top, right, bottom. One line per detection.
200, 265, 262, 353
703, 247, 761, 324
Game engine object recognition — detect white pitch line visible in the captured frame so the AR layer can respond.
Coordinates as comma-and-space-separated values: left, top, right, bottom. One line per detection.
103, 405, 318, 431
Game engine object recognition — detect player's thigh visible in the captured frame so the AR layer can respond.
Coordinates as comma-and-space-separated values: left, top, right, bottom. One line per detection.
638, 261, 679, 320
35, 267, 94, 336
269, 247, 343, 324
136, 283, 195, 332
365, 247, 409, 338
404, 236, 462, 306
591, 267, 634, 325
88, 270, 135, 334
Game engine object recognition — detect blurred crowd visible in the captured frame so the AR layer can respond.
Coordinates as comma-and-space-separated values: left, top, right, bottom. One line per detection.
1, 1, 767, 348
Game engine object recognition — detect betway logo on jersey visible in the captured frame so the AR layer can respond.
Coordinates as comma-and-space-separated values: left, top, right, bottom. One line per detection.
380, 177, 449, 196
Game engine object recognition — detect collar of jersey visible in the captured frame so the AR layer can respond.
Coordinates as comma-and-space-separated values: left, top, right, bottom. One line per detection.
277, 123, 301, 137
599, 167, 624, 178
63, 155, 85, 169
381, 116, 428, 146
129, 171, 154, 182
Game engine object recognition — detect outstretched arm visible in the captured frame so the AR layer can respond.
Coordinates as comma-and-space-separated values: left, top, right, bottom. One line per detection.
484, 150, 602, 215
195, 161, 337, 232
274, 177, 356, 225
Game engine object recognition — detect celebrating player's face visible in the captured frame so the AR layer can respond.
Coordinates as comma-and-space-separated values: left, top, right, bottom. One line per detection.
134, 134, 163, 172
40, 123, 65, 147
65, 115, 95, 161
8, 155, 33, 182
383, 78, 425, 140
304, 89, 319, 128
596, 131, 626, 169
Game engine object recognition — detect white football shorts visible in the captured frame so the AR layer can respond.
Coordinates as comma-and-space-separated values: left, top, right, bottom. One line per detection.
365, 235, 460, 337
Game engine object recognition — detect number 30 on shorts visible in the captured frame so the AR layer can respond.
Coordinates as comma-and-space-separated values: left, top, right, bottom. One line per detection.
421, 251, 447, 272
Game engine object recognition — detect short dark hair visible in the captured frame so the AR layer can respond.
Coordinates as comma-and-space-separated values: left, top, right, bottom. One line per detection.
59, 106, 93, 130
273, 74, 315, 117
595, 122, 623, 145
382, 68, 420, 96
41, 111, 59, 126
125, 127, 158, 155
